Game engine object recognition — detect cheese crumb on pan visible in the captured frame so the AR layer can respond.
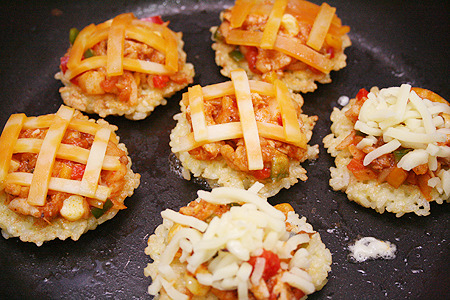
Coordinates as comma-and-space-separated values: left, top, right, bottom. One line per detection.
144, 184, 331, 299
348, 237, 396, 263
323, 85, 450, 216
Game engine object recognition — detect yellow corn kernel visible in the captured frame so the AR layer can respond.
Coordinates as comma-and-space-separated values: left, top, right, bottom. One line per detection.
167, 223, 183, 243
280, 14, 300, 37
274, 203, 294, 219
185, 273, 210, 296
59, 163, 73, 179
262, 71, 278, 84
60, 195, 87, 221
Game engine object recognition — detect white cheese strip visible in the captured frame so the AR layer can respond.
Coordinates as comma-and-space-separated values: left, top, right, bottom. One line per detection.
354, 120, 382, 136
231, 69, 263, 170
393, 84, 411, 122
409, 90, 435, 134
397, 149, 429, 171
161, 209, 208, 232
188, 85, 208, 142
0, 114, 26, 185
363, 139, 401, 166
281, 270, 315, 295
7, 172, 110, 201
159, 276, 189, 300
439, 170, 450, 196
79, 127, 111, 198
383, 127, 446, 144
28, 106, 74, 206
13, 139, 121, 170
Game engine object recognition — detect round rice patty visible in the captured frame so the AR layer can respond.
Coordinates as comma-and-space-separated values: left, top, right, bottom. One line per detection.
211, 28, 351, 93
144, 195, 332, 298
0, 119, 141, 246
55, 33, 195, 121
169, 97, 319, 198
323, 103, 449, 217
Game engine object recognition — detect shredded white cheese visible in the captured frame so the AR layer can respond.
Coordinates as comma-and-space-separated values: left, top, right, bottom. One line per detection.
149, 185, 317, 299
355, 84, 450, 190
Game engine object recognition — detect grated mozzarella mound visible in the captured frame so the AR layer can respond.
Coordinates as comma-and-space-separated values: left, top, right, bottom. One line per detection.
144, 185, 331, 299
323, 90, 450, 217
356, 84, 449, 176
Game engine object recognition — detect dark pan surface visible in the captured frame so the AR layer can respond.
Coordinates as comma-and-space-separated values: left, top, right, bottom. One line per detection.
0, 1, 448, 299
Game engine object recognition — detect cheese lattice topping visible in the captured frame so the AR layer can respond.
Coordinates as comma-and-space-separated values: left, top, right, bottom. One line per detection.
65, 13, 178, 80
0, 105, 123, 207
148, 184, 319, 299
173, 70, 308, 171
224, 0, 350, 74
355, 84, 450, 196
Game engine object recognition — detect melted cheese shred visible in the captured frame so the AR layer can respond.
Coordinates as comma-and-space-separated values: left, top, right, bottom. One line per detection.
355, 84, 450, 196
148, 185, 321, 299
65, 13, 179, 80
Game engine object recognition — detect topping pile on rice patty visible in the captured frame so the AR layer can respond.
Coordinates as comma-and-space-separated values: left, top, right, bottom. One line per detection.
0, 105, 140, 245
170, 69, 318, 197
323, 85, 450, 217
55, 13, 195, 120
144, 183, 332, 299
211, 0, 351, 93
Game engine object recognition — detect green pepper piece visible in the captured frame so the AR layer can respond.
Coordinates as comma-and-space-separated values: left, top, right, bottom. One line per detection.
271, 152, 290, 180
393, 148, 412, 162
91, 199, 113, 219
213, 27, 223, 42
355, 130, 366, 137
69, 28, 80, 45
84, 48, 95, 58
229, 49, 244, 62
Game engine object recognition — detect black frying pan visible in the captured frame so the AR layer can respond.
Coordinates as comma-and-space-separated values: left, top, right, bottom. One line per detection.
0, 1, 448, 299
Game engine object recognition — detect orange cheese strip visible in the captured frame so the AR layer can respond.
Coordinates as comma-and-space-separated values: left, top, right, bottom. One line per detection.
13, 139, 120, 170
230, 0, 256, 28
126, 25, 166, 53
201, 80, 275, 100
22, 115, 118, 144
122, 57, 175, 75
172, 120, 306, 153
27, 106, 74, 206
7, 172, 110, 201
79, 127, 111, 198
107, 13, 133, 76
0, 114, 26, 186
67, 24, 97, 70
66, 56, 107, 80
274, 79, 306, 148
306, 2, 336, 51
225, 29, 333, 73
260, 0, 288, 49
162, 27, 178, 72
189, 85, 208, 142
231, 69, 263, 170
